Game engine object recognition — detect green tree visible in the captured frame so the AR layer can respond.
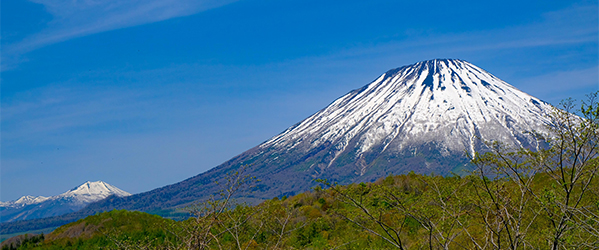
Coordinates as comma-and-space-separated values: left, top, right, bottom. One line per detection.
181, 165, 261, 250
537, 93, 599, 249
472, 92, 599, 249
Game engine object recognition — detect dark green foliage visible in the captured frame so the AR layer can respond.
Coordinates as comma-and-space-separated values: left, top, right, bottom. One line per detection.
4, 210, 177, 250
1, 233, 44, 250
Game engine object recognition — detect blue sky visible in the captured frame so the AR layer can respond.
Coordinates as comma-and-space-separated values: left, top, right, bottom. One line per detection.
1, 0, 598, 201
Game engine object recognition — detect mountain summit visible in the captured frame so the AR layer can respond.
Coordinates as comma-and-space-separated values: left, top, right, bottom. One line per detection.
261, 59, 552, 176
59, 181, 131, 204
0, 181, 130, 222
73, 59, 555, 216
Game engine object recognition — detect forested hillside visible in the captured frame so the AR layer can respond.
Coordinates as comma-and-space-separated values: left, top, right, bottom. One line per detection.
5, 168, 598, 249
5, 94, 598, 250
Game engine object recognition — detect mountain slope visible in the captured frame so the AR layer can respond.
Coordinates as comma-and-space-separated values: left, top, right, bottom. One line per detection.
76, 59, 553, 215
0, 181, 130, 222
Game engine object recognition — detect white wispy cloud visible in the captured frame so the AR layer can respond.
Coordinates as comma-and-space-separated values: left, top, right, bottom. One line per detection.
516, 67, 599, 104
325, 3, 597, 61
2, 0, 237, 69
1, 86, 151, 139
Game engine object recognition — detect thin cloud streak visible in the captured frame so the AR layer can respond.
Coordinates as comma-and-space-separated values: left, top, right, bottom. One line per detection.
517, 67, 599, 103
2, 86, 153, 141
3, 0, 238, 68
326, 4, 597, 61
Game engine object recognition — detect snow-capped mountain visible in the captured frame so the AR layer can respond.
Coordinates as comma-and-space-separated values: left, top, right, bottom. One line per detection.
0, 196, 50, 207
56, 180, 131, 205
0, 181, 130, 222
72, 59, 556, 216
261, 59, 553, 175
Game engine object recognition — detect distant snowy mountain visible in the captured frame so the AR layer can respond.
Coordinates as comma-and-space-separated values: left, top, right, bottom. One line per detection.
56, 180, 131, 205
0, 181, 130, 222
0, 196, 50, 207
74, 59, 555, 216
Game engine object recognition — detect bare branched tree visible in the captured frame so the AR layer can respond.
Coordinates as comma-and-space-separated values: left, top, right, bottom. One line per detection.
536, 93, 599, 249
471, 142, 541, 249
182, 165, 260, 250
317, 179, 408, 249
471, 92, 599, 249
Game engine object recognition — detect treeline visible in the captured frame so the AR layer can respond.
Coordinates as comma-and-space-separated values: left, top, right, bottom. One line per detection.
9, 169, 598, 249
1, 234, 44, 250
